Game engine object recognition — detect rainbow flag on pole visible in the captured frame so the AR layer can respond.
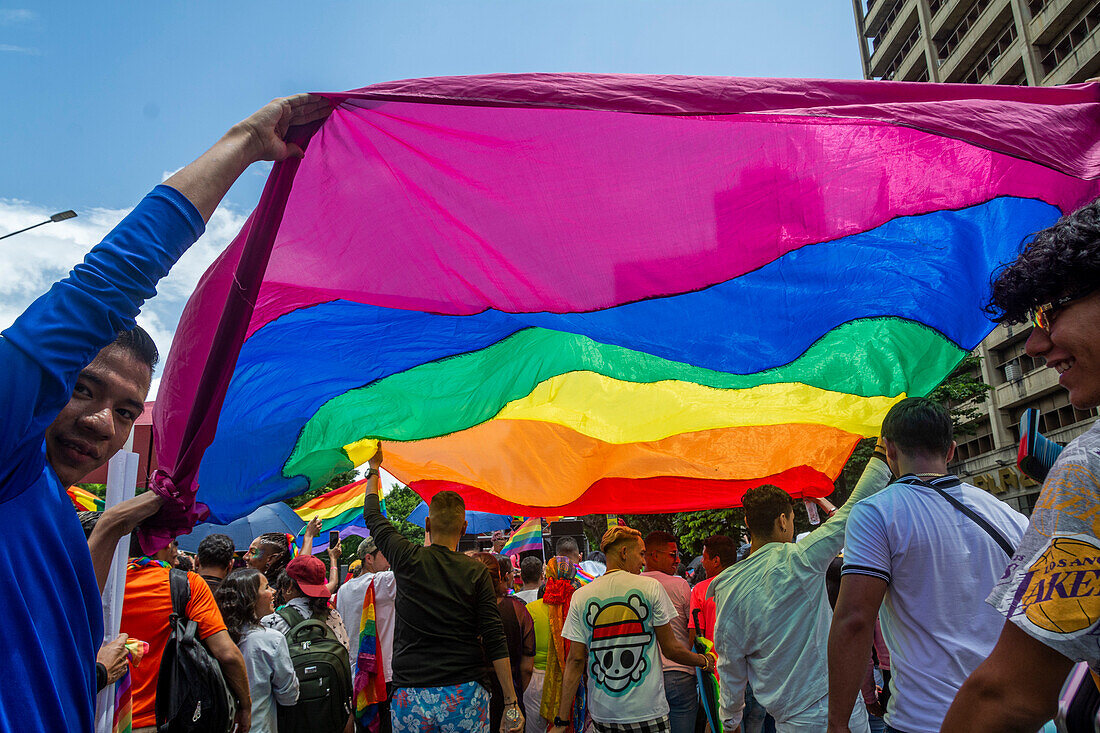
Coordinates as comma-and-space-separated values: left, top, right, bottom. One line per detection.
501, 518, 542, 555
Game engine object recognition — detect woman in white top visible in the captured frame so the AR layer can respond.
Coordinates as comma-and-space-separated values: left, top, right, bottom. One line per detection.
215, 568, 299, 733
261, 555, 352, 654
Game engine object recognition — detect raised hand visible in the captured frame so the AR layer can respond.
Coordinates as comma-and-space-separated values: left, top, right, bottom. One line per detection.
235, 94, 333, 163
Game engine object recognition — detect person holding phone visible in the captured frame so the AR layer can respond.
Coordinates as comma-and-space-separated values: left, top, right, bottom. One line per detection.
299, 516, 345, 597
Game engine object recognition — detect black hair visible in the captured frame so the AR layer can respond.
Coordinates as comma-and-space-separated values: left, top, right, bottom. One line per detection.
497, 555, 514, 589
256, 533, 291, 605
176, 554, 193, 572
520, 555, 543, 584
78, 511, 102, 539
881, 397, 953, 458
197, 534, 234, 571
586, 550, 606, 564
986, 197, 1100, 323
703, 534, 737, 568
215, 568, 263, 644
742, 484, 793, 538
279, 573, 330, 619
644, 530, 678, 550
111, 325, 159, 372
554, 537, 580, 556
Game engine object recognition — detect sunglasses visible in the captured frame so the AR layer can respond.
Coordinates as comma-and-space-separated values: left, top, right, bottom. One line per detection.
1030, 289, 1095, 331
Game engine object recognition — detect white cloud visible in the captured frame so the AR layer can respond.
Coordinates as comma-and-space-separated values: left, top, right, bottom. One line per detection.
161, 167, 183, 182
0, 197, 246, 390
0, 9, 34, 24
0, 43, 39, 54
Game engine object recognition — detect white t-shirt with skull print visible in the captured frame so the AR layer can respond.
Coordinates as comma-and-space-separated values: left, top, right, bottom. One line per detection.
561, 569, 676, 724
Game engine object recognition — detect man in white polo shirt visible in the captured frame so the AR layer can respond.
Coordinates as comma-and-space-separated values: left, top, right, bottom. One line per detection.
827, 397, 1027, 733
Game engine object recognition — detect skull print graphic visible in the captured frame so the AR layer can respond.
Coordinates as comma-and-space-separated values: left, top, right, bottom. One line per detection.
586, 593, 655, 694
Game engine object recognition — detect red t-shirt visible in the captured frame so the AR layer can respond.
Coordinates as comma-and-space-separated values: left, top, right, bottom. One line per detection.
689, 576, 717, 640
120, 565, 227, 727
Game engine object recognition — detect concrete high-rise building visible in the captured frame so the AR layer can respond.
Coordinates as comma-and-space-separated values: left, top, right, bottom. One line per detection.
947, 324, 1097, 514
851, 0, 1100, 514
852, 0, 1100, 85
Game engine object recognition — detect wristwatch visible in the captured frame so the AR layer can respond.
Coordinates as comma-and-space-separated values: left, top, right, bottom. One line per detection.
553, 716, 571, 728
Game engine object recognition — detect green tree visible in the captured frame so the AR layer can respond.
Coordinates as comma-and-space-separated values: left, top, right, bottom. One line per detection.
617, 509, 753, 561
285, 469, 359, 510
833, 355, 993, 497
928, 355, 991, 433
74, 482, 107, 499
673, 508, 744, 558
383, 481, 425, 545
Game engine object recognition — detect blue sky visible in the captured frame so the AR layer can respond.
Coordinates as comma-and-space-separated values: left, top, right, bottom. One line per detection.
0, 1, 863, 388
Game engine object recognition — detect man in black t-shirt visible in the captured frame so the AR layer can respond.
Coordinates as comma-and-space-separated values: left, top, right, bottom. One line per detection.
362, 448, 524, 733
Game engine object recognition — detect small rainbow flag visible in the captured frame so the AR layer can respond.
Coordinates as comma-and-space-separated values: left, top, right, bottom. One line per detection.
112, 669, 132, 733
68, 486, 104, 512
294, 476, 386, 537
575, 566, 596, 586
500, 518, 542, 555
354, 579, 387, 731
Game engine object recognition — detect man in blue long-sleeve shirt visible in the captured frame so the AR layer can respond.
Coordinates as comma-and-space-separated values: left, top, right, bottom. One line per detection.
0, 94, 330, 732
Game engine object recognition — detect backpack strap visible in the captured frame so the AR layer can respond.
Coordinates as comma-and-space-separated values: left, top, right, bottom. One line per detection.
276, 604, 306, 632
168, 568, 191, 622
898, 475, 1015, 558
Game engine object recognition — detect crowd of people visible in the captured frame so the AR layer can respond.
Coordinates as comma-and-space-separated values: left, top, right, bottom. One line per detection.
2, 92, 1099, 733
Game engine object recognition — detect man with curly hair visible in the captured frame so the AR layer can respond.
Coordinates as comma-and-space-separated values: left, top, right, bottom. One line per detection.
944, 199, 1100, 730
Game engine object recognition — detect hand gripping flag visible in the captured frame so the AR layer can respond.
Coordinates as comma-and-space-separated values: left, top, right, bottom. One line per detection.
152, 74, 1100, 526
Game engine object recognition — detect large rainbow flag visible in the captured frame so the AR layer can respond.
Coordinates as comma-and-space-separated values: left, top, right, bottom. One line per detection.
151, 74, 1100, 525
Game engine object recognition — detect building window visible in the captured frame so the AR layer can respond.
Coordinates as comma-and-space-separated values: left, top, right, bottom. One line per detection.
961, 21, 1019, 84
1007, 393, 1099, 443
936, 0, 993, 60
871, 1, 905, 52
882, 25, 922, 79
1040, 2, 1100, 75
993, 335, 1042, 384
954, 419, 994, 463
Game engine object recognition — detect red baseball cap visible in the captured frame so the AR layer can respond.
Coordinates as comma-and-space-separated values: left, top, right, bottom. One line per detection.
285, 556, 330, 598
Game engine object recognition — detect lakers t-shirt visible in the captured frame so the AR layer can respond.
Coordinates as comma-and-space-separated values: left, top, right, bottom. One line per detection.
988, 421, 1100, 666
561, 570, 675, 724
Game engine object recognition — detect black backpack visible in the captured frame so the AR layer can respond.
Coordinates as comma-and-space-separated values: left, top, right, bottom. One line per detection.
274, 605, 353, 733
155, 568, 237, 733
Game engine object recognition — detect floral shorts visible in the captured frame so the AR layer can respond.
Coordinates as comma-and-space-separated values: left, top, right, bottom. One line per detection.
391, 680, 490, 733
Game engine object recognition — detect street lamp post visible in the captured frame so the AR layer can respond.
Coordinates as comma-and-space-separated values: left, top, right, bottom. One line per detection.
0, 210, 77, 241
